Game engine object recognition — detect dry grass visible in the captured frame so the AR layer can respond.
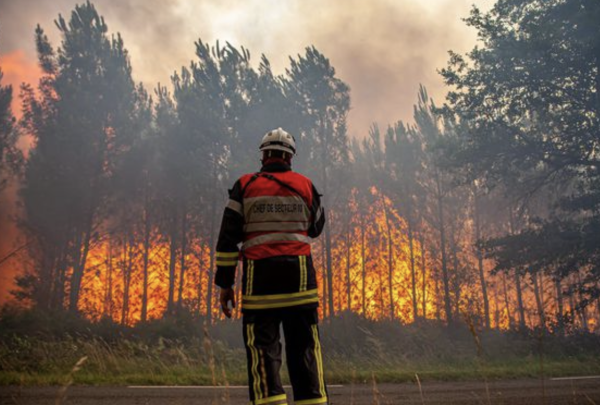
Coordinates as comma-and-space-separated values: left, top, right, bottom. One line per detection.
415, 373, 425, 405
0, 334, 247, 386
55, 356, 87, 405
371, 371, 381, 405
462, 311, 491, 405
2, 314, 600, 387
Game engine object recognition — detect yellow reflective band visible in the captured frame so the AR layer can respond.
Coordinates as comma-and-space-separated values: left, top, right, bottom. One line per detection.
299, 255, 307, 292
258, 348, 269, 398
216, 260, 237, 267
295, 397, 328, 405
247, 324, 262, 400
243, 289, 317, 302
253, 393, 287, 405
312, 325, 326, 398
243, 297, 319, 310
216, 251, 239, 258
246, 260, 254, 296
242, 289, 319, 310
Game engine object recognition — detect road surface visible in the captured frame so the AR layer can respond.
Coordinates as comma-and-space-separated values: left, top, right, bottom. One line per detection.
1, 378, 599, 404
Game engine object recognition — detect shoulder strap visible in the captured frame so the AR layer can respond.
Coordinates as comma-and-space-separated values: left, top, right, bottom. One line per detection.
240, 173, 260, 196
241, 172, 309, 206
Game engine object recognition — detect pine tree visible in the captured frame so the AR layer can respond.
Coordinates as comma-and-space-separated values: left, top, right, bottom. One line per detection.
18, 2, 139, 312
287, 46, 350, 317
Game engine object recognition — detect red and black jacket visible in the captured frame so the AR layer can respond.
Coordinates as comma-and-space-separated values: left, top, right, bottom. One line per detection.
215, 161, 325, 311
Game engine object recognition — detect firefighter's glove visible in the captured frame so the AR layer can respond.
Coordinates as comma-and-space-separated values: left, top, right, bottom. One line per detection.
220, 287, 235, 318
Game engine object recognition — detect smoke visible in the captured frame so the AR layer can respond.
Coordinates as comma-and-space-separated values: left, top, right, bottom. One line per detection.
0, 0, 491, 303
1, 0, 491, 134
0, 50, 40, 304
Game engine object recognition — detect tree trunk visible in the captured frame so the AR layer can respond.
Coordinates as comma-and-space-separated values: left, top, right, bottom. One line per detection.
568, 278, 576, 325
435, 170, 452, 324
408, 221, 418, 321
378, 261, 385, 318
121, 236, 134, 326
177, 211, 188, 309
434, 273, 441, 321
515, 271, 526, 330
345, 218, 352, 311
576, 270, 588, 330
554, 277, 565, 335
53, 244, 69, 310
492, 287, 500, 329
197, 246, 205, 316
167, 212, 178, 314
502, 273, 512, 330
449, 222, 460, 320
531, 272, 546, 330
361, 217, 367, 316
320, 235, 328, 317
420, 235, 427, 319
509, 207, 526, 330
104, 242, 113, 317
324, 223, 334, 317
42, 249, 58, 310
474, 194, 490, 329
380, 195, 395, 321
69, 202, 95, 314
69, 221, 93, 313
207, 194, 217, 324
140, 189, 151, 323
318, 116, 334, 320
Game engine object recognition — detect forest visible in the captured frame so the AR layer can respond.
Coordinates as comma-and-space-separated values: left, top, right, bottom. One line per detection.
0, 0, 599, 341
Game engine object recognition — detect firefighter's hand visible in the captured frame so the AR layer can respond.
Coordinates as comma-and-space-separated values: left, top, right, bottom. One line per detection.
220, 287, 235, 318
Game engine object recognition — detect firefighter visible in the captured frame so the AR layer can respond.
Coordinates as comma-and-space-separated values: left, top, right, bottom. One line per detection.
215, 127, 327, 405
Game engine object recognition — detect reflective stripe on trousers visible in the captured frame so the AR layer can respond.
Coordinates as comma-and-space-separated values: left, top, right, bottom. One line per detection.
242, 289, 319, 310
243, 308, 328, 405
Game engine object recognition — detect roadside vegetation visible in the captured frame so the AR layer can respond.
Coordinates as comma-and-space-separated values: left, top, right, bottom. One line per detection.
1, 308, 598, 386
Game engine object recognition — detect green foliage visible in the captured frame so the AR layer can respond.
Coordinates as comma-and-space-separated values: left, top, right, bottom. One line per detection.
18, 1, 143, 312
440, 0, 600, 302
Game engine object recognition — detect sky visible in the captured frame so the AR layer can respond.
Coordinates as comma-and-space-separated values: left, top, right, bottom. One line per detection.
0, 0, 492, 303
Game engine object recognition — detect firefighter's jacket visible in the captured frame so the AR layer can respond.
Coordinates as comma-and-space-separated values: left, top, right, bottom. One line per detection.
215, 161, 325, 311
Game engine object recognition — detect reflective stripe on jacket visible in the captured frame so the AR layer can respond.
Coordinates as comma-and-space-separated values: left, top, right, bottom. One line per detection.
239, 170, 313, 259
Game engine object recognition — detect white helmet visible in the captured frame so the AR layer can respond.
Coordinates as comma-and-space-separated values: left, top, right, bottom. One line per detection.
259, 127, 296, 155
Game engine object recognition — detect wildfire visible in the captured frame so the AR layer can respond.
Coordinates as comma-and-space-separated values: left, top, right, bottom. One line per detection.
62, 186, 567, 330
0, 180, 583, 331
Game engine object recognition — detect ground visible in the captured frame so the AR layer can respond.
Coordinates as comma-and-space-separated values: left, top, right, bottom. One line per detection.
2, 378, 599, 405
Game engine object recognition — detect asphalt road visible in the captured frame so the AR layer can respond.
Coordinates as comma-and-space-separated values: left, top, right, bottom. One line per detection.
1, 378, 599, 404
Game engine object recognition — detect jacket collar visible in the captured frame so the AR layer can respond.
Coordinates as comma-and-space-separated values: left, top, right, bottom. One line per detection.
261, 160, 291, 173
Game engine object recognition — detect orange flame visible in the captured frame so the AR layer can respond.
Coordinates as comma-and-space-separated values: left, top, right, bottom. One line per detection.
66, 186, 587, 330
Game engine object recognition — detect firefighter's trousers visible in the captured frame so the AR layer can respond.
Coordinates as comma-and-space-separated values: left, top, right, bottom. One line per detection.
242, 307, 328, 405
